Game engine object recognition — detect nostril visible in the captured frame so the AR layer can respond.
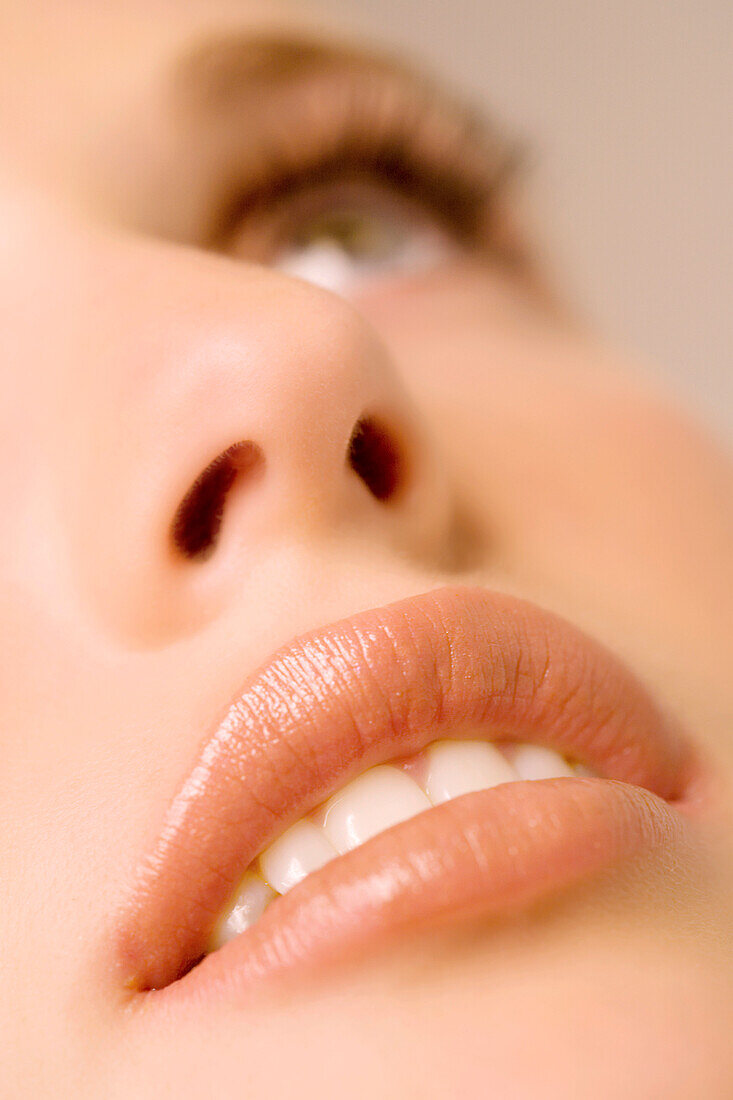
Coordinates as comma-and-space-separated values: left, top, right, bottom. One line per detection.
170, 419, 400, 562
347, 416, 403, 503
171, 441, 264, 561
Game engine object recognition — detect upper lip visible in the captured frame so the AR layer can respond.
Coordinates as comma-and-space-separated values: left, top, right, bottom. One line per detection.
115, 585, 698, 994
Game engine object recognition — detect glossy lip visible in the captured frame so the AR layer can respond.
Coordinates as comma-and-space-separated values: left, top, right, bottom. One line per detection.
115, 585, 699, 1001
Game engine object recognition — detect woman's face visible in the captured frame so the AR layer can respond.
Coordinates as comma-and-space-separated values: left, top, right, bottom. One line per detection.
2, 1, 732, 1096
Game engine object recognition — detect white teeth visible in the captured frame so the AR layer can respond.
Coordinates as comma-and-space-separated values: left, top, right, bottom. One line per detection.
424, 739, 517, 805
211, 739, 590, 949
209, 872, 276, 950
512, 743, 575, 780
259, 820, 337, 894
322, 765, 431, 853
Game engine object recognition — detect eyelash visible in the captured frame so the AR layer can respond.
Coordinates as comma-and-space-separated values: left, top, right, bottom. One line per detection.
207, 78, 521, 256
217, 149, 486, 248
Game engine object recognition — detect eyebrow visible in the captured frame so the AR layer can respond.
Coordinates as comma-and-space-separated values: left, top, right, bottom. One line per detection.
173, 32, 473, 120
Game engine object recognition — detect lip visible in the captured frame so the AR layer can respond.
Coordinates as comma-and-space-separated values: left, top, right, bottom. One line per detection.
116, 586, 699, 1001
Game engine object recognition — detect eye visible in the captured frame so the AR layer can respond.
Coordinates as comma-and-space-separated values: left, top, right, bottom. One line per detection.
220, 176, 458, 296
273, 189, 456, 294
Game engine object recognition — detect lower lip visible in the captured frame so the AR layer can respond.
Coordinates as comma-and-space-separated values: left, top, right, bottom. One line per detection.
145, 775, 689, 1011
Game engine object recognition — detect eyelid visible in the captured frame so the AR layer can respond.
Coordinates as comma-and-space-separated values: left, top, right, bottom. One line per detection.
197, 45, 524, 255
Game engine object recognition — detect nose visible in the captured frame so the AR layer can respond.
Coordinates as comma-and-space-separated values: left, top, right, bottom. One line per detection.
58, 238, 455, 644
167, 272, 414, 560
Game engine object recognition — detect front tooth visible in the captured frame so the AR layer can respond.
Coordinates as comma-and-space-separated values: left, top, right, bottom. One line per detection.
512, 743, 575, 780
210, 872, 276, 950
259, 820, 337, 894
424, 740, 517, 805
323, 765, 431, 853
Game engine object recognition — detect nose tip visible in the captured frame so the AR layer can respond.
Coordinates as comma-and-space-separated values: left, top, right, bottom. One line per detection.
155, 266, 435, 565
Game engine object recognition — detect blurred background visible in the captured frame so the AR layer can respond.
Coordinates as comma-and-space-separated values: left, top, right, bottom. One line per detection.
322, 0, 732, 440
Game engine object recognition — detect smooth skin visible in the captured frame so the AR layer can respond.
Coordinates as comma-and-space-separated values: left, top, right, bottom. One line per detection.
1, 1, 732, 1097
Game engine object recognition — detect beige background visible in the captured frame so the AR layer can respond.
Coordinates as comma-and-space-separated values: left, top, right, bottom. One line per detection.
320, 0, 732, 440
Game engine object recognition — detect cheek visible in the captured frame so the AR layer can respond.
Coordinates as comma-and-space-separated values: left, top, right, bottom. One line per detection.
357, 261, 733, 697
356, 260, 660, 530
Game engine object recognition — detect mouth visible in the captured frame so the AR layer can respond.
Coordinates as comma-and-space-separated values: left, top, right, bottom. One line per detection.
116, 586, 700, 1004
